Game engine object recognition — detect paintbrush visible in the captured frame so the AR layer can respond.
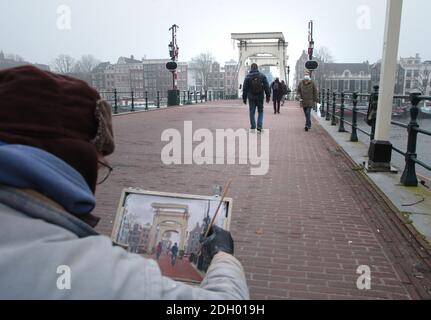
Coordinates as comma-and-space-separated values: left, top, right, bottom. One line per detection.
204, 178, 234, 238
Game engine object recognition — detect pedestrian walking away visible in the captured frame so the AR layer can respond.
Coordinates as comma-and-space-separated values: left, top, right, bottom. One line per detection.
271, 77, 284, 114
242, 63, 271, 133
171, 242, 179, 266
296, 75, 318, 132
156, 241, 163, 260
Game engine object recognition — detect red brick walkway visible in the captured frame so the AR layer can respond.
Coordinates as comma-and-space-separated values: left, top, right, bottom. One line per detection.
94, 100, 431, 300
150, 253, 203, 283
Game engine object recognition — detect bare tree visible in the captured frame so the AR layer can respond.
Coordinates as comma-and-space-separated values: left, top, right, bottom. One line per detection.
191, 52, 215, 91
315, 47, 334, 63
5, 54, 25, 62
51, 54, 76, 74
74, 55, 101, 73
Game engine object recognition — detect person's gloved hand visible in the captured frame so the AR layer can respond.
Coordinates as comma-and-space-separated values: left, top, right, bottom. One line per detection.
201, 225, 234, 260
243, 100, 247, 105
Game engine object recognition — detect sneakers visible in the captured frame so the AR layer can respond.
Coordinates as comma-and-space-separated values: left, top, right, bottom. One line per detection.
257, 128, 264, 133
250, 128, 256, 134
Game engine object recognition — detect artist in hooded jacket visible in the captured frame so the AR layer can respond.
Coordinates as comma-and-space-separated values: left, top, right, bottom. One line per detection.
0, 66, 249, 300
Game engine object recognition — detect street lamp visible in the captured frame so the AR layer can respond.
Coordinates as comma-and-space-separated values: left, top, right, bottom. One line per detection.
287, 66, 290, 88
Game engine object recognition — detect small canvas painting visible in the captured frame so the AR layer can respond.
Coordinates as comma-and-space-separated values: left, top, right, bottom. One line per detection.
111, 188, 232, 284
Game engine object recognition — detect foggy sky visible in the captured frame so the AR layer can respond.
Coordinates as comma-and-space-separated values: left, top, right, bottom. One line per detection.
1, 0, 430, 69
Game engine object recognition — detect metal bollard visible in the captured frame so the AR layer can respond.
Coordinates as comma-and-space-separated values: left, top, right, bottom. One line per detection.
321, 90, 326, 118
339, 92, 346, 132
331, 92, 337, 126
131, 91, 135, 112
370, 86, 379, 141
145, 91, 148, 110
326, 89, 331, 121
400, 92, 421, 187
114, 89, 118, 114
157, 91, 160, 108
351, 92, 359, 142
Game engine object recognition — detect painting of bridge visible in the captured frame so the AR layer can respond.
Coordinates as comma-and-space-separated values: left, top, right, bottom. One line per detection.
111, 188, 232, 283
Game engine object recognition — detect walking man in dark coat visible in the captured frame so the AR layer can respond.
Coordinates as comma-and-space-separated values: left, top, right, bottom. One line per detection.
171, 242, 179, 266
271, 78, 284, 114
242, 63, 271, 133
297, 75, 318, 131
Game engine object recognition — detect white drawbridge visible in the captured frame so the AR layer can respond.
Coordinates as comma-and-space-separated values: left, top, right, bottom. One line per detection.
231, 32, 289, 98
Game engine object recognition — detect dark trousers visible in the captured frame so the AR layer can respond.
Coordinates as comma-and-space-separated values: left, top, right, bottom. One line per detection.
303, 107, 312, 128
273, 99, 281, 113
249, 99, 264, 129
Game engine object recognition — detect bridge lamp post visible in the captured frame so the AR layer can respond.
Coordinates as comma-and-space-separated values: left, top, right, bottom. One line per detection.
368, 0, 403, 172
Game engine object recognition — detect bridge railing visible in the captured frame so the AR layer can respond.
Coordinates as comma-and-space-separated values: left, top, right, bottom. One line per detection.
99, 89, 235, 114
319, 86, 431, 187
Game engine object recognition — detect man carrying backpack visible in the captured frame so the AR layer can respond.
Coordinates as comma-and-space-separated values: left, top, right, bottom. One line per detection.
242, 63, 271, 133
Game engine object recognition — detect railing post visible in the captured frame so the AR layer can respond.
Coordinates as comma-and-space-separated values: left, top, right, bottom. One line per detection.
370, 86, 379, 141
195, 92, 198, 104
320, 90, 326, 117
145, 91, 148, 110
326, 89, 331, 121
331, 92, 337, 126
131, 90, 135, 112
339, 92, 346, 132
205, 90, 208, 102
201, 92, 203, 103
351, 92, 359, 142
400, 92, 421, 187
157, 91, 160, 108
114, 89, 118, 114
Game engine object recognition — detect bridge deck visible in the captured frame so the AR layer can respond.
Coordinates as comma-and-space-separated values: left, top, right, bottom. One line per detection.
94, 100, 431, 300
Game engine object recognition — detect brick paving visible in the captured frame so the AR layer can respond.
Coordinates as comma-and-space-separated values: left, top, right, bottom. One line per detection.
150, 253, 203, 283
94, 100, 431, 300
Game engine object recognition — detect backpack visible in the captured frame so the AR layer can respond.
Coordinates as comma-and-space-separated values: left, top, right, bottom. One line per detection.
250, 76, 264, 95
273, 82, 280, 91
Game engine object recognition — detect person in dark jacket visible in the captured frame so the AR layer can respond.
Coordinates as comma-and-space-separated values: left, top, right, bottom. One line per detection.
171, 243, 179, 266
242, 63, 271, 133
271, 78, 284, 114
297, 75, 318, 131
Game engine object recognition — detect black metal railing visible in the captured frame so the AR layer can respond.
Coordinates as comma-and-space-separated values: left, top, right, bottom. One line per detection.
319, 86, 431, 187
99, 89, 236, 115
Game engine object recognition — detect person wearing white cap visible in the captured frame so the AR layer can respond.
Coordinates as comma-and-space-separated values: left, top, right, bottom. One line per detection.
296, 75, 318, 131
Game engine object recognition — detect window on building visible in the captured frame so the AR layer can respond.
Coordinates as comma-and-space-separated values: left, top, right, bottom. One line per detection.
344, 80, 349, 91
407, 70, 412, 77
406, 80, 411, 89
361, 80, 368, 92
